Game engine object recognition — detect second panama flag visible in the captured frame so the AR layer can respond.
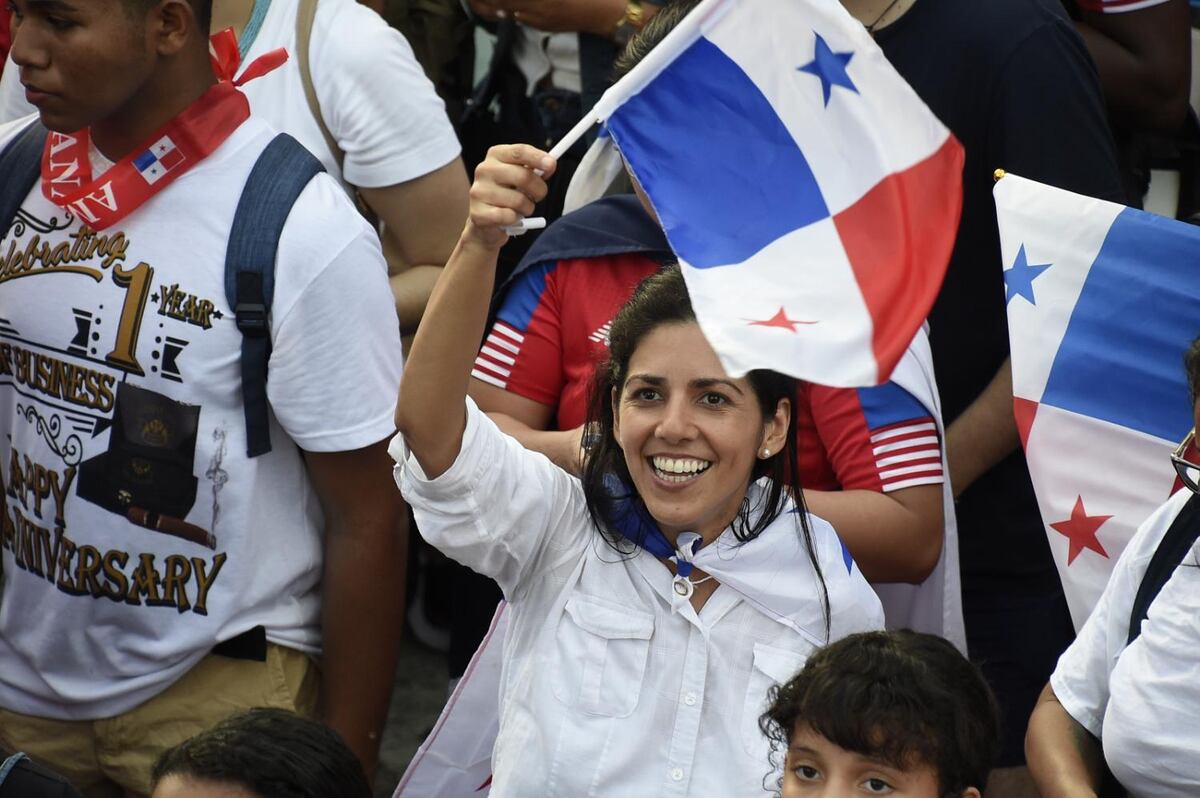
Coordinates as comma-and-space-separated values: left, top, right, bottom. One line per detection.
997, 173, 1200, 628
597, 0, 963, 386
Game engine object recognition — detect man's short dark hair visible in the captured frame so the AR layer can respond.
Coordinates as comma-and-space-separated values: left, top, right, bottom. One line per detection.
151, 708, 371, 798
761, 631, 1000, 798
122, 0, 212, 32
613, 0, 703, 80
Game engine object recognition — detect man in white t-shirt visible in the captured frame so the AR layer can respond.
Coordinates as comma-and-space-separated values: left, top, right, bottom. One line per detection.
0, 0, 469, 337
1026, 338, 1200, 796
0, 0, 405, 793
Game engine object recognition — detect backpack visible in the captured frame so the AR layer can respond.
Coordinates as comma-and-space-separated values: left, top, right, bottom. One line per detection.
0, 751, 84, 797
0, 120, 325, 458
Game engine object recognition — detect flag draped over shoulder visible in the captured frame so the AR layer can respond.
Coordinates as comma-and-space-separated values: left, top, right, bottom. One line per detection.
996, 173, 1200, 628
593, 0, 962, 386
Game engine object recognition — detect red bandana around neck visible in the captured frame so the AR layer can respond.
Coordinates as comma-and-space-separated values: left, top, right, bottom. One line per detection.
40, 29, 288, 231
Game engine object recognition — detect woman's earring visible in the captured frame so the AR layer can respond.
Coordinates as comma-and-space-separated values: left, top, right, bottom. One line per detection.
761, 448, 770, 458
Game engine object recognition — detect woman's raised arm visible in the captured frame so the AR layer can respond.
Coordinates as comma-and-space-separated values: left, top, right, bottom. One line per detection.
395, 145, 555, 478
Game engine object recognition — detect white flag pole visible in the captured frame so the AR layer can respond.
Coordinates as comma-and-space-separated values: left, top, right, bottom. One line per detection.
503, 0, 734, 235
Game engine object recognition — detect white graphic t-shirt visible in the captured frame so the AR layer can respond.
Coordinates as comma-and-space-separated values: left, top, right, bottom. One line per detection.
0, 114, 403, 719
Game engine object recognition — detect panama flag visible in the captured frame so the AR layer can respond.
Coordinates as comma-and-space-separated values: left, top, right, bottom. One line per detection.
594, 0, 962, 386
133, 136, 186, 185
997, 173, 1200, 628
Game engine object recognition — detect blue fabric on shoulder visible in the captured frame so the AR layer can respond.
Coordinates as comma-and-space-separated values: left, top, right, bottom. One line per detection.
500, 194, 673, 293
602, 475, 700, 578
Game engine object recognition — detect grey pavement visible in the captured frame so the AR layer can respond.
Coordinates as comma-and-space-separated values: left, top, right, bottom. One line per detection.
373, 640, 450, 797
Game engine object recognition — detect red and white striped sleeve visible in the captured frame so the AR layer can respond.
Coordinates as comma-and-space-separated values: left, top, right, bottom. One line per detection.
472, 320, 525, 390
806, 381, 944, 494
471, 261, 565, 407
867, 417, 944, 492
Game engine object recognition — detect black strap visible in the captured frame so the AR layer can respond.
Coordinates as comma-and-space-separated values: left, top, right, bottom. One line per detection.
0, 121, 48, 237
1127, 492, 1200, 645
211, 625, 268, 662
224, 134, 324, 458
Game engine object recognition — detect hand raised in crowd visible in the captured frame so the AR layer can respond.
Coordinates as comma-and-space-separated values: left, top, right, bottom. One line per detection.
468, 0, 628, 36
465, 144, 556, 251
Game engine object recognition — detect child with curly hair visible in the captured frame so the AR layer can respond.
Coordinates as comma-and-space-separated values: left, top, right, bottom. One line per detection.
762, 631, 1000, 797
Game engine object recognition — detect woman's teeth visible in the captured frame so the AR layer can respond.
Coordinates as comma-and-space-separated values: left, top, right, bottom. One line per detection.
651, 456, 712, 482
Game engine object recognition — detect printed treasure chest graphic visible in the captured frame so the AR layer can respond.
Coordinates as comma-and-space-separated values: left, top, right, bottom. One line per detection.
77, 382, 214, 548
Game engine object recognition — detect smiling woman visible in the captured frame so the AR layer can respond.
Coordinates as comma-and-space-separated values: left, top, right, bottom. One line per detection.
392, 141, 885, 795
582, 269, 805, 573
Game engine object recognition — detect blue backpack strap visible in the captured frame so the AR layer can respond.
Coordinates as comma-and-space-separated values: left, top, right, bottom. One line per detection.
0, 752, 29, 785
0, 120, 49, 237
224, 133, 324, 457
1127, 492, 1200, 645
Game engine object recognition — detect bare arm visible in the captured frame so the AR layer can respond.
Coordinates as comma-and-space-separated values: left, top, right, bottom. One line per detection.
803, 484, 943, 583
395, 145, 555, 478
1074, 0, 1191, 134
307, 440, 408, 778
1026, 683, 1106, 798
359, 158, 471, 335
470, 0, 660, 35
945, 358, 1019, 498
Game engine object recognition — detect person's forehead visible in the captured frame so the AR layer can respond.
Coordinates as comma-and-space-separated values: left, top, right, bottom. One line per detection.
19, 0, 131, 18
626, 323, 729, 376
150, 774, 260, 798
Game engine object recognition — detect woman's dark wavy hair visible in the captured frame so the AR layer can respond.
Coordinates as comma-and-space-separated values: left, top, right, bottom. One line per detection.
760, 631, 1001, 798
580, 266, 829, 631
150, 708, 371, 798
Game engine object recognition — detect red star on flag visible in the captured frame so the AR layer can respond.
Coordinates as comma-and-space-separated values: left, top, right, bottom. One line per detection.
1049, 495, 1111, 565
746, 307, 816, 332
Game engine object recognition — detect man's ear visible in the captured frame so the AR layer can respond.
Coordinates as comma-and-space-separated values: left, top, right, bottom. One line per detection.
152, 0, 201, 57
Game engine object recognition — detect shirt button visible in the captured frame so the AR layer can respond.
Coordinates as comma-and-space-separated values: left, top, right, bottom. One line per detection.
671, 768, 684, 782
684, 692, 697, 706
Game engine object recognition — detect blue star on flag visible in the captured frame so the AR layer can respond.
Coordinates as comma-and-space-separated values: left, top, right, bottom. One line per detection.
797, 32, 857, 107
1004, 244, 1052, 305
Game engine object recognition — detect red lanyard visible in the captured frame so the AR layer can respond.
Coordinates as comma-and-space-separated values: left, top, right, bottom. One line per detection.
40, 29, 287, 231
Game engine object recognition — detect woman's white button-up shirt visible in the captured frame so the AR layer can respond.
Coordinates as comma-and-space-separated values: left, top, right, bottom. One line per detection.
392, 400, 883, 796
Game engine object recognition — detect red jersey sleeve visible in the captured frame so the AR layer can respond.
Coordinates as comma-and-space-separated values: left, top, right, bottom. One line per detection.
472, 261, 565, 408
806, 381, 944, 493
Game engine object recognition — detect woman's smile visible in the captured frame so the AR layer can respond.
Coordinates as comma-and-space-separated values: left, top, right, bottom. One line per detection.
648, 454, 713, 484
